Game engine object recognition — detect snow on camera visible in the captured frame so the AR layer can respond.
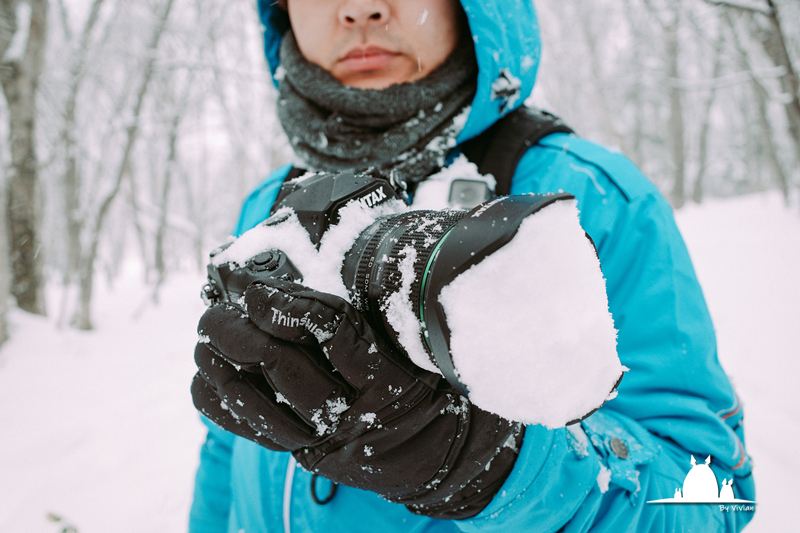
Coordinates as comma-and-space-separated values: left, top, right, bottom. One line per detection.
439, 199, 623, 428
210, 180, 623, 428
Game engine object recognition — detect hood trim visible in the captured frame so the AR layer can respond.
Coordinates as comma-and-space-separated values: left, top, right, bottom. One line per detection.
256, 0, 541, 144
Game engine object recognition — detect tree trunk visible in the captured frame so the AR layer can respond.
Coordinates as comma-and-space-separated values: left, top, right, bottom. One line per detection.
61, 0, 106, 290
152, 111, 180, 303
707, 0, 800, 198
750, 76, 790, 199
1, 0, 48, 315
723, 8, 791, 202
692, 31, 726, 204
761, 0, 800, 175
74, 0, 175, 330
153, 73, 193, 302
666, 16, 686, 209
0, 167, 11, 345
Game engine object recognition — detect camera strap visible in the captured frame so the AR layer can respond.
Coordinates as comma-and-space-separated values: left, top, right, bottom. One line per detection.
458, 107, 573, 196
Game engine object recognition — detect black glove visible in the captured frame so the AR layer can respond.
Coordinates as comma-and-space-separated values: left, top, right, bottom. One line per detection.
191, 278, 523, 519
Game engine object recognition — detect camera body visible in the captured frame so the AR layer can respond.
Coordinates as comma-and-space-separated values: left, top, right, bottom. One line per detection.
202, 168, 405, 306
200, 167, 626, 426
202, 166, 579, 399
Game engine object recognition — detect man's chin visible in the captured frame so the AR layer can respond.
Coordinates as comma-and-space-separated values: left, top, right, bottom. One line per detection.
336, 68, 422, 90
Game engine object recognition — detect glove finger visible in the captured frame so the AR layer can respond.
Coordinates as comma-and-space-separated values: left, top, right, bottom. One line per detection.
246, 279, 430, 392
244, 280, 342, 346
195, 342, 316, 449
198, 303, 280, 369
199, 304, 357, 425
191, 372, 289, 452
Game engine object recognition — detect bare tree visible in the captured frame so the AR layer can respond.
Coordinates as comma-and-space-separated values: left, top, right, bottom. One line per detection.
643, 0, 688, 208
151, 70, 194, 302
705, 0, 800, 194
58, 0, 107, 301
720, 8, 791, 200
72, 0, 176, 330
0, 158, 10, 345
691, 25, 727, 203
1, 0, 48, 315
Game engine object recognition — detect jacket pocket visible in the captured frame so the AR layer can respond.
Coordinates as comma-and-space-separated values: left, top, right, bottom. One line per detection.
577, 410, 660, 500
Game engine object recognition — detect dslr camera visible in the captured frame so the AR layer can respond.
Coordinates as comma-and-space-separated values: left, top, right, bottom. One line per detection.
203, 168, 573, 396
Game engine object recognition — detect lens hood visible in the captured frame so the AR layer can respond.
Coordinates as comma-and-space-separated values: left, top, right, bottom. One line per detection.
419, 193, 575, 396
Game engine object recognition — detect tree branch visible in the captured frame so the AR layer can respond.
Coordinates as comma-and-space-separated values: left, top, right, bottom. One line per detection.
702, 0, 773, 17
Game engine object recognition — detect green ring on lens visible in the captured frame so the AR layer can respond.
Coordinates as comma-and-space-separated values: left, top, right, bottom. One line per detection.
418, 226, 456, 354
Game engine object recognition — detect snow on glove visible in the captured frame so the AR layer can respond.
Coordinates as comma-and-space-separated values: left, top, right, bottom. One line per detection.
191, 277, 523, 519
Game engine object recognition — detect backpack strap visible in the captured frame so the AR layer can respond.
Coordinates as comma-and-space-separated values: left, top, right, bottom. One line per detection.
459, 107, 574, 196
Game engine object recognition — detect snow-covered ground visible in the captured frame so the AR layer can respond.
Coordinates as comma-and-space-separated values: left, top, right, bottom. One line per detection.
675, 192, 800, 532
0, 191, 797, 532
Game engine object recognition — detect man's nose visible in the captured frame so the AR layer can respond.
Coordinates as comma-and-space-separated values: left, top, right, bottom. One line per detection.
338, 0, 391, 27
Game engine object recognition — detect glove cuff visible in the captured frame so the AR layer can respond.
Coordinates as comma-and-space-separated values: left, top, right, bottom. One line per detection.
402, 406, 525, 520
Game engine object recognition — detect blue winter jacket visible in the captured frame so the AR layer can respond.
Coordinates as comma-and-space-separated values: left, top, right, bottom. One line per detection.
189, 1, 755, 531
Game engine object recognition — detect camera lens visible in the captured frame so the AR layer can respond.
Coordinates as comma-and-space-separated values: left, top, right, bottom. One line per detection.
341, 193, 575, 394
341, 209, 465, 356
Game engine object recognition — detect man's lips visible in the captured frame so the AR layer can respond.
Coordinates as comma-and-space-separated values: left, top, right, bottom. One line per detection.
339, 46, 399, 72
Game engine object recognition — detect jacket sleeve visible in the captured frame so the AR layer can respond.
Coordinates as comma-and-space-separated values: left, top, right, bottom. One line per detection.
189, 417, 236, 533
456, 135, 755, 533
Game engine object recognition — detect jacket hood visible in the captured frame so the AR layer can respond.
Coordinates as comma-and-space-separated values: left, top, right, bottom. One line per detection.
256, 0, 541, 143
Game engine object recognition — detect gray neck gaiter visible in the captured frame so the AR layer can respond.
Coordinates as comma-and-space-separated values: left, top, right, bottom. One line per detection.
277, 31, 477, 181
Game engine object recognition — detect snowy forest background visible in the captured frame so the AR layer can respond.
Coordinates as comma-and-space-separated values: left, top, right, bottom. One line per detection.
0, 0, 800, 338
0, 0, 799, 335
1, 0, 799, 531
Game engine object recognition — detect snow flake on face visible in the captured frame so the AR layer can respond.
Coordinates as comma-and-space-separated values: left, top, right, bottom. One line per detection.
417, 9, 428, 25
490, 69, 522, 113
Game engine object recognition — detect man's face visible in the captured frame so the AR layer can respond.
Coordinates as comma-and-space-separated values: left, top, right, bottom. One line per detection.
287, 0, 465, 89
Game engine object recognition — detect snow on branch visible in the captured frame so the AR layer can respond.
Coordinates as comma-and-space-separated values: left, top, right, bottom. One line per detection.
669, 65, 787, 91
702, 0, 773, 16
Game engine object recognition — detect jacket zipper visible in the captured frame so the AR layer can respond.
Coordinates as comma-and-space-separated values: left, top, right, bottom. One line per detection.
283, 455, 297, 533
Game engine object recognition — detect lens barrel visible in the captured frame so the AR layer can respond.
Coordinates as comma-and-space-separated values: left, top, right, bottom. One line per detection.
341, 209, 466, 362
342, 193, 575, 394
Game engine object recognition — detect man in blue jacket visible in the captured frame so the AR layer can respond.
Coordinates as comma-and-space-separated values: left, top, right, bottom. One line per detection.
189, 0, 756, 531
